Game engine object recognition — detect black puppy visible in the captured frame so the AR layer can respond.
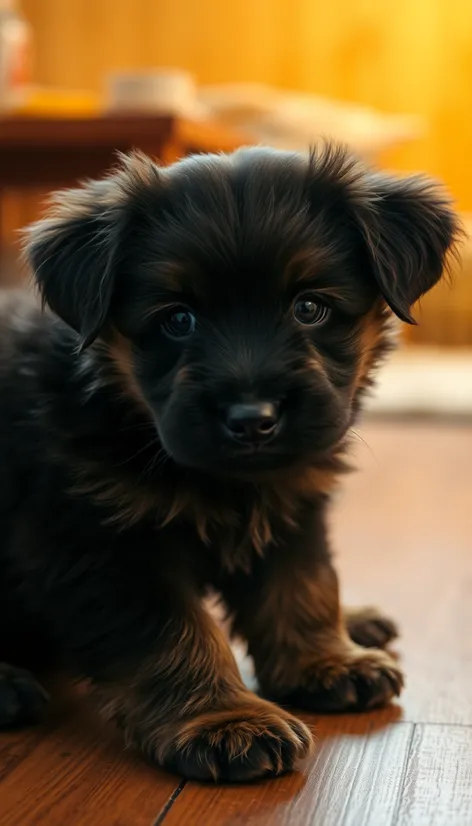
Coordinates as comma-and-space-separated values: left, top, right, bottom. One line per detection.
0, 144, 459, 781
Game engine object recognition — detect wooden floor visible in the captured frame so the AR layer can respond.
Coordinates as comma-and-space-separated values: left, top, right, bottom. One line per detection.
1, 419, 471, 826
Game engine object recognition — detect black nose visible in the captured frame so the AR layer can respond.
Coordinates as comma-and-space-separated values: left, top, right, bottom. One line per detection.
223, 402, 280, 443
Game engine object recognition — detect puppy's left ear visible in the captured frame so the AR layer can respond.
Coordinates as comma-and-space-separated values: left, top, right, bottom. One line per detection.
356, 173, 461, 323
24, 151, 159, 348
24, 177, 126, 348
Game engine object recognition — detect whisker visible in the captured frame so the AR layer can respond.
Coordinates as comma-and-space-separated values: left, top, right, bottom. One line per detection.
139, 445, 169, 479
350, 429, 379, 466
115, 436, 161, 468
121, 420, 157, 434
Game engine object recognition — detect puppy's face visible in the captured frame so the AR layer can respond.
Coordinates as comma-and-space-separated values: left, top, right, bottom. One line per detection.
26, 146, 459, 478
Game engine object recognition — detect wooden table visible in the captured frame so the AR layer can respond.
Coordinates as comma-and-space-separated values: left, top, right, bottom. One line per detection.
0, 113, 246, 188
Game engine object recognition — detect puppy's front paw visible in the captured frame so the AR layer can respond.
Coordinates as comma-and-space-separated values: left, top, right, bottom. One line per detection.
274, 648, 403, 714
0, 663, 50, 728
345, 606, 399, 649
159, 702, 313, 782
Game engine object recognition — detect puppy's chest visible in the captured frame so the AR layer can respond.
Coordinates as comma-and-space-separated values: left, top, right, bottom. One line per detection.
163, 469, 337, 573
74, 461, 337, 572
185, 491, 298, 574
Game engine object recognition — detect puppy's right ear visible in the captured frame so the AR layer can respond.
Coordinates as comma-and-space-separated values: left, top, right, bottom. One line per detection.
24, 152, 159, 348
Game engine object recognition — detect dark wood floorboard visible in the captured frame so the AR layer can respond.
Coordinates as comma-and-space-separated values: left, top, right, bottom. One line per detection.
1, 420, 471, 825
0, 683, 181, 825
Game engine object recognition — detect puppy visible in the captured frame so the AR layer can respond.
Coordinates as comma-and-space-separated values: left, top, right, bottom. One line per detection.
0, 144, 458, 782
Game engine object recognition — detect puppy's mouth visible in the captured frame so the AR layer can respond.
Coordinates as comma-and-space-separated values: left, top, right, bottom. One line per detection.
165, 436, 299, 476
228, 443, 269, 457
225, 446, 280, 469
217, 440, 321, 474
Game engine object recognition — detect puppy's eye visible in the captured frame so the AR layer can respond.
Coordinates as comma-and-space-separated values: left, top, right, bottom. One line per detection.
161, 307, 197, 339
293, 295, 331, 326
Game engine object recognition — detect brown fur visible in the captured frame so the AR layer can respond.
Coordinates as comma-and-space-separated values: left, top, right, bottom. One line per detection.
104, 331, 152, 411
223, 557, 403, 710
70, 452, 343, 571
354, 302, 397, 395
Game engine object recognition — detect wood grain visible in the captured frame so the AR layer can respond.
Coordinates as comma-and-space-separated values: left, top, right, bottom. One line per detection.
396, 725, 472, 826
164, 715, 414, 826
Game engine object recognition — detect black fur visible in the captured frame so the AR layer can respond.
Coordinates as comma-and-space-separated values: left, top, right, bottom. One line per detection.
0, 144, 459, 780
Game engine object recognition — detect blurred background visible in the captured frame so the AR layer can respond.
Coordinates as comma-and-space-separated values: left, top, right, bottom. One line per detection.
1, 0, 471, 415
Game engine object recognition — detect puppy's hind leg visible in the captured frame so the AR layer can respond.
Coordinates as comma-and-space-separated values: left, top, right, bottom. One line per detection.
0, 663, 50, 728
344, 606, 399, 649
0, 590, 51, 728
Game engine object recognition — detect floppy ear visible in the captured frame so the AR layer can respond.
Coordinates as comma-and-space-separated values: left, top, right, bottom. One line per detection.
24, 151, 159, 348
356, 173, 461, 323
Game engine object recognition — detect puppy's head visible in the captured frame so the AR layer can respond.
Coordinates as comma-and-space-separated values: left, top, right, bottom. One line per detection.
25, 145, 459, 477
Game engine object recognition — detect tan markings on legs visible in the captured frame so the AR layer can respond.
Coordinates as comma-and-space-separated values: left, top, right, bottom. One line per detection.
95, 594, 313, 782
